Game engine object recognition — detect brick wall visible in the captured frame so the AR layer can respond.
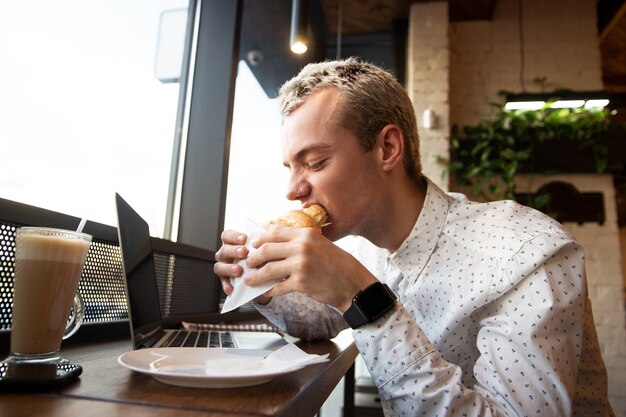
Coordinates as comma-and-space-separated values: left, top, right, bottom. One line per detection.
406, 1, 450, 191
406, 0, 625, 413
450, 0, 603, 128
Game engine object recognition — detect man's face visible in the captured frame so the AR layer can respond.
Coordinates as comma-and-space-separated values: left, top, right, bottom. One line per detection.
281, 88, 383, 241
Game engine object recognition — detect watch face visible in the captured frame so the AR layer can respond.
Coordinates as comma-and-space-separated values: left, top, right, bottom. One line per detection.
358, 283, 395, 321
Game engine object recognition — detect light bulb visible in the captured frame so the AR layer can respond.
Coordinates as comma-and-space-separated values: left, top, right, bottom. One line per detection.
290, 41, 307, 54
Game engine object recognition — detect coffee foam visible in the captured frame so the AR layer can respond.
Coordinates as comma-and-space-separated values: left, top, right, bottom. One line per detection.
16, 234, 91, 263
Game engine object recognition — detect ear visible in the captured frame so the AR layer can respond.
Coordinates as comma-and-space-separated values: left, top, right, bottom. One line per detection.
377, 124, 404, 173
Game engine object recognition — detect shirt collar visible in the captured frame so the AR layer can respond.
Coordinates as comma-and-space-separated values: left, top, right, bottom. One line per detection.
387, 178, 451, 273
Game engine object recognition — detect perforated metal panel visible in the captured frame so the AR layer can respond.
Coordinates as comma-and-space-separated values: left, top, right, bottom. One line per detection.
0, 221, 128, 331
0, 223, 17, 330
79, 241, 128, 323
0, 198, 235, 333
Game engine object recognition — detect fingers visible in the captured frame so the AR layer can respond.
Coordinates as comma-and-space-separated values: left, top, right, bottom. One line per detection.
214, 229, 249, 294
215, 244, 248, 265
219, 230, 248, 255
217, 226, 322, 300
220, 277, 234, 296
215, 230, 249, 264
214, 250, 247, 278
247, 226, 317, 264
244, 260, 291, 287
244, 227, 319, 287
214, 260, 244, 278
250, 224, 302, 249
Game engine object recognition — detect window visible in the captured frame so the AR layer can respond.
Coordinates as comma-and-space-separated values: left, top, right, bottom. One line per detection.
224, 61, 297, 231
0, 0, 189, 237
0, 1, 292, 248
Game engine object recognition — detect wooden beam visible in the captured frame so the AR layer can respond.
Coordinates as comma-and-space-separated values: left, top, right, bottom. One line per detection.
600, 0, 626, 43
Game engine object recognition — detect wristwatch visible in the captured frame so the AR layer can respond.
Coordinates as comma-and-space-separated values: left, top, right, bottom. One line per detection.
343, 282, 397, 329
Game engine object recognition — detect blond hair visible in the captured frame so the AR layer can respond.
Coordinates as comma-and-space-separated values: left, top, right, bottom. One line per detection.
278, 58, 422, 183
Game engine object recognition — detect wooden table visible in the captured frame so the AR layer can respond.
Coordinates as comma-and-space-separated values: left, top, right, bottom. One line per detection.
0, 330, 358, 417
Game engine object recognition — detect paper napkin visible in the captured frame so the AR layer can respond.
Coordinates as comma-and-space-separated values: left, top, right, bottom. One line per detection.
203, 343, 329, 374
221, 217, 282, 313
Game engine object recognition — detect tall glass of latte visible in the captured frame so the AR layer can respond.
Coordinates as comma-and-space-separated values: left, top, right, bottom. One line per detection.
7, 227, 92, 364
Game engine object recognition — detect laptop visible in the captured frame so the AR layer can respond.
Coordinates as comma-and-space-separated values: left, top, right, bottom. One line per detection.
114, 193, 286, 350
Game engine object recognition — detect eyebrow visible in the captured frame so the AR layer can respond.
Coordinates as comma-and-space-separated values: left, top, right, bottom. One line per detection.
283, 143, 333, 168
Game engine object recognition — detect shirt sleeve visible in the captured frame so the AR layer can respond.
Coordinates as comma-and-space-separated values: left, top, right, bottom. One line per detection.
352, 236, 593, 416
253, 291, 349, 340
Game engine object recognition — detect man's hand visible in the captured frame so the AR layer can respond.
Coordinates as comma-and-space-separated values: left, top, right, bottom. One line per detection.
242, 225, 377, 312
213, 230, 272, 304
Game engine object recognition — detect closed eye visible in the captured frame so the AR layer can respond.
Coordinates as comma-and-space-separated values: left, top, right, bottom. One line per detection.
307, 158, 328, 171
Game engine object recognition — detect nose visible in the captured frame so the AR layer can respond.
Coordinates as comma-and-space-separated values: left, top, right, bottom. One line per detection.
286, 179, 308, 201
286, 187, 298, 201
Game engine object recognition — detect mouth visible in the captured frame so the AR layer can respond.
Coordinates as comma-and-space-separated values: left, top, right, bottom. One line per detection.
301, 204, 329, 229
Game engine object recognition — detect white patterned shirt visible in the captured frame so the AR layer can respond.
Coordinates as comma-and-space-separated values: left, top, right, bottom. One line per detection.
254, 179, 612, 416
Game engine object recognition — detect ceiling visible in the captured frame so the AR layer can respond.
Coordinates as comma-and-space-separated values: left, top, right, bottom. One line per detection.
599, 0, 626, 92
320, 0, 498, 34
319, 0, 626, 92
239, 0, 626, 96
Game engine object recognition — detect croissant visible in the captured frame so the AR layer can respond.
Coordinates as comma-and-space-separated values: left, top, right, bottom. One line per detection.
266, 204, 328, 231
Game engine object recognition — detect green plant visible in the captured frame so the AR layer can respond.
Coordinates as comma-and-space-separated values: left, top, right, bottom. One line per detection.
441, 102, 613, 202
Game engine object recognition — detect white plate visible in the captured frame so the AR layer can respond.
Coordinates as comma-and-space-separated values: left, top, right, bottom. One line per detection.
117, 347, 306, 388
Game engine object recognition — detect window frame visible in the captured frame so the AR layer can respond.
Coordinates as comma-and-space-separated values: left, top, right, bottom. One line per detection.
171, 0, 242, 252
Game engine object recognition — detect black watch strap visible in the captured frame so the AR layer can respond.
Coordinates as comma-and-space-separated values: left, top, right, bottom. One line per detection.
343, 282, 397, 329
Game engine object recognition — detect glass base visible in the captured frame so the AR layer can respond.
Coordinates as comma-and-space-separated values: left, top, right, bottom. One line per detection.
3, 351, 68, 365
0, 359, 82, 390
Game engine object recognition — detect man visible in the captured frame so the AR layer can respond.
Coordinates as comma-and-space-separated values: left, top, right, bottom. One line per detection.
214, 58, 612, 416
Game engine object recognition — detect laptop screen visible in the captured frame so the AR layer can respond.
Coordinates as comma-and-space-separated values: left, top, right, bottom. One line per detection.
115, 193, 166, 348
115, 193, 288, 351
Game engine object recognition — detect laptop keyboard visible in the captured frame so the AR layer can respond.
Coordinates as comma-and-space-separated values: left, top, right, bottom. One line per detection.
162, 330, 236, 348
